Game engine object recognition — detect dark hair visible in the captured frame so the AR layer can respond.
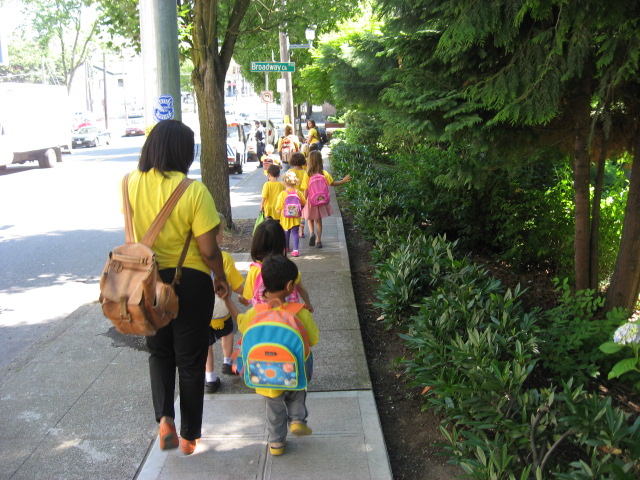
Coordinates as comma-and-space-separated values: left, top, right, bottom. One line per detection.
289, 152, 306, 167
261, 255, 298, 293
251, 219, 286, 261
138, 120, 195, 174
307, 119, 316, 128
309, 143, 318, 151
283, 124, 293, 136
267, 164, 281, 177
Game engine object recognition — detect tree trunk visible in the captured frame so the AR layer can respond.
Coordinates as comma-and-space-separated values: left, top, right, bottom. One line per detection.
192, 62, 233, 227
605, 130, 640, 312
589, 131, 607, 291
572, 86, 593, 291
188, 0, 252, 229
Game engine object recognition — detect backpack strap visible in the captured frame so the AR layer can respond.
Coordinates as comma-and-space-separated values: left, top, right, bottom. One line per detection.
253, 300, 304, 314
140, 177, 194, 247
281, 302, 305, 315
122, 174, 194, 285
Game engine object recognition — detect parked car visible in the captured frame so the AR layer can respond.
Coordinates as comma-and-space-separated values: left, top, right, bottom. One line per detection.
124, 118, 145, 137
72, 126, 111, 148
227, 120, 247, 174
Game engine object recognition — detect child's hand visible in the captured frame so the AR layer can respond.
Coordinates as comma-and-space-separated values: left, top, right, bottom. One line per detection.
305, 303, 315, 313
238, 296, 251, 306
343, 174, 352, 183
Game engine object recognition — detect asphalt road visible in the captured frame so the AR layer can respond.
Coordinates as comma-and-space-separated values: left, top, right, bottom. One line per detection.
0, 128, 254, 370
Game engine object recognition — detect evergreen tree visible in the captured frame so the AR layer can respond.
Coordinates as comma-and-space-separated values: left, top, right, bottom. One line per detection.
378, 0, 640, 310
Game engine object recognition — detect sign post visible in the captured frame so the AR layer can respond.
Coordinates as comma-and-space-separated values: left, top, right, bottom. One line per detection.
250, 62, 296, 146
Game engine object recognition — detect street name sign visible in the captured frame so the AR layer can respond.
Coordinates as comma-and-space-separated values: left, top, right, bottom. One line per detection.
250, 62, 295, 73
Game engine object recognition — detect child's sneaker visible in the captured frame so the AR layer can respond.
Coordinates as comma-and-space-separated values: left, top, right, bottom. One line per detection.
290, 421, 312, 436
291, 250, 299, 257
269, 442, 285, 456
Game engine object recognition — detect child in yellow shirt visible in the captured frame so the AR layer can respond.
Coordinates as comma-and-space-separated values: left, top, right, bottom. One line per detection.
289, 152, 307, 238
205, 215, 248, 393
261, 164, 285, 220
276, 170, 306, 257
261, 144, 281, 175
225, 255, 319, 457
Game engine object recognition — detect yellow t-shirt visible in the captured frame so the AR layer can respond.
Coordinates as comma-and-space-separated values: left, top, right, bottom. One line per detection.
291, 167, 306, 194
126, 169, 220, 275
222, 251, 244, 291
261, 180, 285, 220
237, 304, 319, 398
300, 170, 334, 191
275, 188, 306, 231
307, 127, 319, 144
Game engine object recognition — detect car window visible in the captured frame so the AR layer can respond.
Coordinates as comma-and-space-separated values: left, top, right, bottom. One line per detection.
227, 126, 239, 140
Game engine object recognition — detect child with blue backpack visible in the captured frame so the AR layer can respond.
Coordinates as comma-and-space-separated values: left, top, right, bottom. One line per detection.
276, 170, 306, 257
301, 150, 351, 249
243, 219, 314, 312
225, 254, 319, 456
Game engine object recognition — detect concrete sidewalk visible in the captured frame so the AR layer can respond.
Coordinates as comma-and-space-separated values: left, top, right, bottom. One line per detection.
0, 160, 393, 480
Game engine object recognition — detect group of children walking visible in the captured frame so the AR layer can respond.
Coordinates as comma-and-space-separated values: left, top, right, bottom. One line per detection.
260, 145, 351, 253
199, 142, 350, 458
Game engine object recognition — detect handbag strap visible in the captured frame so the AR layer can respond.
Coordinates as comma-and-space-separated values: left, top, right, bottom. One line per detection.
122, 174, 194, 283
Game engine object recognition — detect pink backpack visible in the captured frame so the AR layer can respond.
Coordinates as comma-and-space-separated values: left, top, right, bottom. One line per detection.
283, 190, 302, 218
307, 173, 330, 207
250, 262, 300, 305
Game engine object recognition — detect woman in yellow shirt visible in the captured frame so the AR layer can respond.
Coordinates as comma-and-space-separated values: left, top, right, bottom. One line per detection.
126, 120, 229, 456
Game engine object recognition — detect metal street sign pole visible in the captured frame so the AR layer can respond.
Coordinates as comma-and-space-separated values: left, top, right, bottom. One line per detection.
265, 73, 269, 149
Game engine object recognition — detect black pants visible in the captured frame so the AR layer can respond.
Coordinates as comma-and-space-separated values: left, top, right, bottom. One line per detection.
147, 268, 214, 441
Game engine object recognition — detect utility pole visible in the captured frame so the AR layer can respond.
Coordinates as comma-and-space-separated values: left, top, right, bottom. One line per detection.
278, 29, 294, 125
139, 0, 181, 128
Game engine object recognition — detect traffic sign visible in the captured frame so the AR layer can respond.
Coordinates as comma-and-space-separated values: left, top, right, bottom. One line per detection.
261, 91, 274, 103
250, 62, 295, 73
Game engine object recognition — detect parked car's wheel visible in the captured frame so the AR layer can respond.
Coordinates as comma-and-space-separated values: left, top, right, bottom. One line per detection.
39, 148, 57, 168
234, 164, 243, 174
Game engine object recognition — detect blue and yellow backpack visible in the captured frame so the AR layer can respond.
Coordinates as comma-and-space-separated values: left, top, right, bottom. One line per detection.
234, 299, 310, 390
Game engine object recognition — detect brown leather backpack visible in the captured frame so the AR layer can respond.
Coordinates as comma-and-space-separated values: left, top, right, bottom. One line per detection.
99, 174, 193, 335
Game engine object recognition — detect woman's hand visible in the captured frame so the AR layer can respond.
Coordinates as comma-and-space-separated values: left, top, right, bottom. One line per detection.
213, 277, 230, 299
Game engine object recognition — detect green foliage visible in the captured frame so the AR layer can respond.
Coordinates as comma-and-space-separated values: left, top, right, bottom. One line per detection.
596, 164, 629, 281
19, 0, 100, 89
373, 235, 461, 329
0, 32, 63, 84
600, 316, 640, 391
537, 279, 623, 381
333, 132, 640, 477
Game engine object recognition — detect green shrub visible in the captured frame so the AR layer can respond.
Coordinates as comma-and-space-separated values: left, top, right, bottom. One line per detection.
537, 279, 624, 381
373, 234, 460, 329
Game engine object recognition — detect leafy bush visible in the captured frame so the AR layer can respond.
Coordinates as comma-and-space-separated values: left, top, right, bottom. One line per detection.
332, 130, 639, 477
373, 234, 460, 329
537, 279, 626, 381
